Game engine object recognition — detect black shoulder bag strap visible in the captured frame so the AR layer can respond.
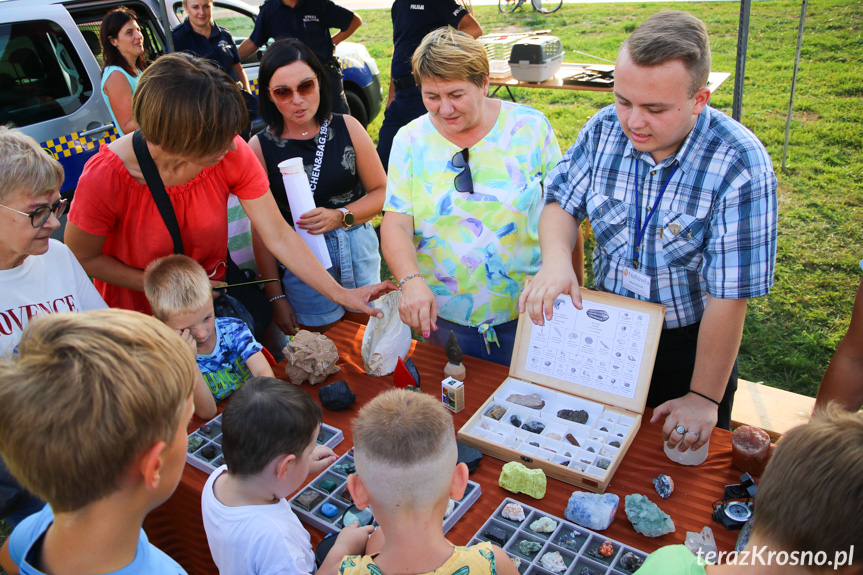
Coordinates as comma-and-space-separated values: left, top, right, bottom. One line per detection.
132, 130, 184, 255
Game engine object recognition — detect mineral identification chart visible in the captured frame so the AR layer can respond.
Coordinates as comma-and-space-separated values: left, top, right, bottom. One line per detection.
523, 296, 651, 400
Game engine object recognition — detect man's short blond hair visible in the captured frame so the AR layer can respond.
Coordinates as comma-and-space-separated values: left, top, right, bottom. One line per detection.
622, 11, 711, 97
134, 52, 246, 159
753, 405, 863, 567
0, 126, 64, 204
412, 27, 489, 89
353, 390, 457, 511
0, 309, 197, 513
144, 254, 212, 321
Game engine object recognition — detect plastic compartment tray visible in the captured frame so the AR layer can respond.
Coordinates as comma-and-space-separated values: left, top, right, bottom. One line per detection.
468, 498, 648, 575
289, 450, 482, 535
186, 414, 344, 474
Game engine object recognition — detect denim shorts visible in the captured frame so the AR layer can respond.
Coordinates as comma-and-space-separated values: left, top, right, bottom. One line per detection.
281, 222, 381, 326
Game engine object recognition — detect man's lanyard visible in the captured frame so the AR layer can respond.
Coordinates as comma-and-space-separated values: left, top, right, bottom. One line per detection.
632, 159, 679, 269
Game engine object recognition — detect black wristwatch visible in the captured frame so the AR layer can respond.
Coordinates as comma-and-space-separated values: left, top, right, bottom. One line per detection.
338, 207, 354, 228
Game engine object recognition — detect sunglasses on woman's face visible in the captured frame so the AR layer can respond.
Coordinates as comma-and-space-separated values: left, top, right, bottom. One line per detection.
452, 148, 473, 194
268, 78, 317, 103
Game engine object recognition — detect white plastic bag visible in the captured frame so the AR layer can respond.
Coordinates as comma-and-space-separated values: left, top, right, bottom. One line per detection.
361, 291, 411, 376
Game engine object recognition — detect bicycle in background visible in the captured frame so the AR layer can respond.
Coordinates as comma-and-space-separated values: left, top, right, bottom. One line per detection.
499, 0, 562, 14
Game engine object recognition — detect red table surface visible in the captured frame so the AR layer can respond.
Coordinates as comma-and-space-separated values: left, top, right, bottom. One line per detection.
145, 321, 744, 574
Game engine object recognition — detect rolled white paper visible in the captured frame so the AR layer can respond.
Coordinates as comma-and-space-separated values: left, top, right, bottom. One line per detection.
278, 157, 332, 269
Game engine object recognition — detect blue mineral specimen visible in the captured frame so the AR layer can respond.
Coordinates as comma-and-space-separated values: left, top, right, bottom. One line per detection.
320, 503, 338, 518
653, 474, 674, 499
564, 492, 619, 531
522, 421, 546, 434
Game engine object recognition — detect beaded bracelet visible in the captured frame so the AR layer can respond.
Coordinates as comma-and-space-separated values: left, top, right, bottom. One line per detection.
269, 294, 286, 303
690, 389, 720, 406
398, 273, 422, 289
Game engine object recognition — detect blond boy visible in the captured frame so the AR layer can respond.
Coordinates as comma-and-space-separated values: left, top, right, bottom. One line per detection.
144, 254, 274, 419
343, 390, 518, 575
202, 377, 372, 575
637, 406, 863, 574
0, 309, 196, 574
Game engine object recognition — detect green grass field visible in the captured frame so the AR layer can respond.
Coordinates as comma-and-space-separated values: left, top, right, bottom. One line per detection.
358, 0, 863, 398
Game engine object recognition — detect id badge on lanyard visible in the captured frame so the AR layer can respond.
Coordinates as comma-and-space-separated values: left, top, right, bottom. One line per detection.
625, 159, 678, 299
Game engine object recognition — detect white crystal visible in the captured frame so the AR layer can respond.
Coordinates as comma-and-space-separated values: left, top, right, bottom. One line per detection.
501, 502, 526, 522
685, 526, 718, 557
530, 516, 558, 534
540, 551, 567, 573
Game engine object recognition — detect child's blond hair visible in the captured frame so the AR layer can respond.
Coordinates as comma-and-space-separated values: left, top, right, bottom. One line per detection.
353, 390, 457, 511
0, 309, 197, 512
143, 254, 212, 321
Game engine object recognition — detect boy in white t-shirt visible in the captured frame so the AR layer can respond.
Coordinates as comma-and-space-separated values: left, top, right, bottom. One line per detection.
202, 376, 372, 575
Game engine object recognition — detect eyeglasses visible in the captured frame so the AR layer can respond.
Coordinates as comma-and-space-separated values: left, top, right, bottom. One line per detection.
0, 197, 68, 228
268, 78, 317, 103
452, 148, 473, 194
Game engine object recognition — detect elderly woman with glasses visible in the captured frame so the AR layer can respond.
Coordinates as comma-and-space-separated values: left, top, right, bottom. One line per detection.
381, 28, 562, 365
249, 39, 386, 334
65, 53, 391, 320
0, 127, 107, 354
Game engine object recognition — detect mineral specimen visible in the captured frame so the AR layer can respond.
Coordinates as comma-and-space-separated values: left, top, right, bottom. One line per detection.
557, 409, 589, 424
318, 380, 356, 411
732, 425, 772, 476
320, 503, 338, 518
333, 462, 356, 475
506, 393, 545, 409
518, 540, 542, 556
547, 433, 562, 441
444, 498, 455, 520
599, 540, 614, 557
529, 442, 540, 447
393, 357, 416, 389
510, 415, 522, 427
596, 458, 611, 470
284, 330, 340, 384
188, 436, 205, 453
318, 480, 338, 493
199, 424, 212, 435
445, 330, 463, 364
499, 462, 547, 499
295, 490, 323, 511
404, 357, 421, 387
485, 405, 506, 420
540, 551, 567, 573
618, 551, 645, 573
343, 506, 374, 527
685, 526, 718, 557
201, 445, 217, 460
555, 530, 582, 551
565, 434, 580, 446
653, 474, 674, 499
530, 516, 558, 534
609, 441, 621, 448
579, 568, 600, 575
484, 526, 508, 546
340, 487, 353, 504
564, 492, 619, 531
522, 421, 546, 434
457, 442, 483, 472
510, 557, 522, 570
625, 494, 675, 537
501, 502, 526, 522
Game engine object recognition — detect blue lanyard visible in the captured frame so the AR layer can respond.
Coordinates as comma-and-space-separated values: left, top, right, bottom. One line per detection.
632, 159, 679, 270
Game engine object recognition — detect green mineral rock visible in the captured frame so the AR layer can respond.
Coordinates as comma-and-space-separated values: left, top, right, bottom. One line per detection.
518, 540, 542, 556
499, 461, 546, 499
624, 493, 675, 537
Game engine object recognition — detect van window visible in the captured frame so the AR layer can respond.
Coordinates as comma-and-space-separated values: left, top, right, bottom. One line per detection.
76, 8, 164, 68
173, 2, 256, 50
0, 21, 93, 128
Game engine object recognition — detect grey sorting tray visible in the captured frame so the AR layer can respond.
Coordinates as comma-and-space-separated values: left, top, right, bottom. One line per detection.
468, 498, 648, 575
289, 450, 482, 535
186, 413, 344, 475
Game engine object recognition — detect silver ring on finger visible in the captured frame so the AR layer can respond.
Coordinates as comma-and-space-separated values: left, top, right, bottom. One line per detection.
686, 430, 700, 437
674, 425, 686, 435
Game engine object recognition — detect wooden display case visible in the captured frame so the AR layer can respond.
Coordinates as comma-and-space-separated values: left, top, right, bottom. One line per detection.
458, 288, 664, 493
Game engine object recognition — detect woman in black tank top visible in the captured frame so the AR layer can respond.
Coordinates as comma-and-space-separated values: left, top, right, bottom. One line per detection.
249, 39, 388, 333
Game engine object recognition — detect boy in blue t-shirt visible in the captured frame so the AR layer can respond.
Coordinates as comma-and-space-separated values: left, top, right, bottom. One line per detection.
145, 255, 274, 419
0, 310, 196, 573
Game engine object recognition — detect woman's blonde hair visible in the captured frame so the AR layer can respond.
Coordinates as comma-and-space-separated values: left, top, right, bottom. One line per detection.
0, 126, 63, 203
412, 27, 489, 89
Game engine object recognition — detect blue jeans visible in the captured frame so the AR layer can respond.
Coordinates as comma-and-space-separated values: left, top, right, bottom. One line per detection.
427, 317, 519, 366
281, 222, 381, 326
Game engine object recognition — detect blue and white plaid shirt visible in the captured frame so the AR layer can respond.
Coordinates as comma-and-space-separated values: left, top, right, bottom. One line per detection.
546, 105, 778, 329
